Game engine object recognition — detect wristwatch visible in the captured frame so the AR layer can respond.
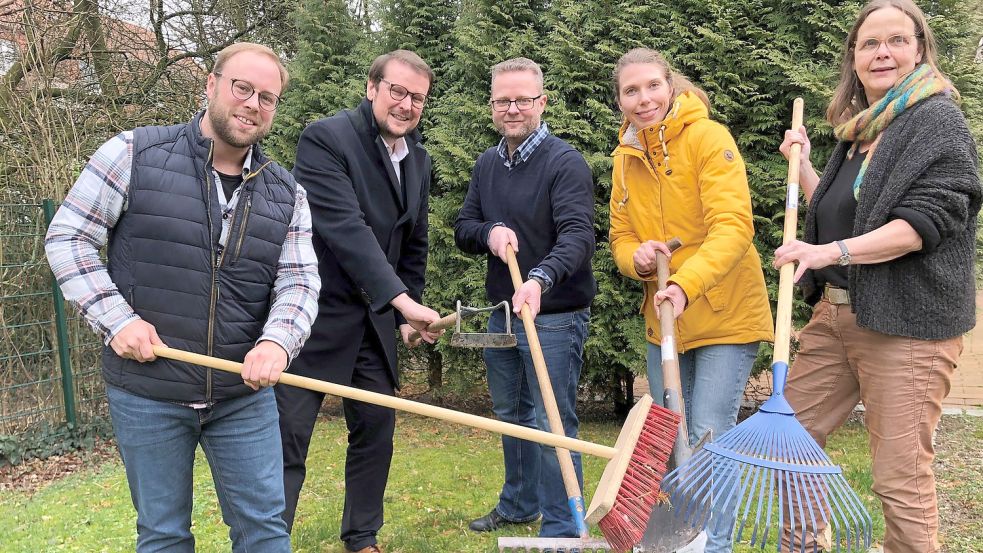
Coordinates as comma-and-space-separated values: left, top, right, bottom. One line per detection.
529, 275, 549, 292
835, 240, 851, 266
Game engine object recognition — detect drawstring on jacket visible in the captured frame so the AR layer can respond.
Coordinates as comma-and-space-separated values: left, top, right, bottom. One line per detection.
658, 125, 671, 175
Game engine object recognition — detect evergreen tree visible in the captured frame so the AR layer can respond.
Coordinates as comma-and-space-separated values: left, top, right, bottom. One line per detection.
265, 0, 373, 166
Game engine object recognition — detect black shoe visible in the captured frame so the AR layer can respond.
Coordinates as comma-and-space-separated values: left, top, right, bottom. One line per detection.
468, 509, 534, 532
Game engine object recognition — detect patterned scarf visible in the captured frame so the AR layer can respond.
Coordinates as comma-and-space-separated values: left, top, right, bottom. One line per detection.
833, 64, 950, 199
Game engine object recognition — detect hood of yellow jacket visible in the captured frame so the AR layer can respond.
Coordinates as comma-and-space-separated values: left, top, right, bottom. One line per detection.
615, 90, 709, 154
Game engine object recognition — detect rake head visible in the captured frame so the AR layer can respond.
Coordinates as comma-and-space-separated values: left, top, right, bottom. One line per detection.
658, 362, 873, 552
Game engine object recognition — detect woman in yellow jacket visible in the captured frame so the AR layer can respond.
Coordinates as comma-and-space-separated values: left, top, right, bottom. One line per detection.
609, 48, 774, 553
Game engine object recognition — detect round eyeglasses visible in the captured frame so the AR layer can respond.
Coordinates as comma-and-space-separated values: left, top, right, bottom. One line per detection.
214, 72, 282, 112
380, 79, 428, 109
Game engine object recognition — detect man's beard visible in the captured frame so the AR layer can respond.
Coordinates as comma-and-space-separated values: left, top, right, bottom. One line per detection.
208, 107, 269, 148
378, 116, 417, 140
495, 119, 538, 144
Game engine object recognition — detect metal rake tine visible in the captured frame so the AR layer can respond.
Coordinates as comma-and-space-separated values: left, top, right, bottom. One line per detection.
789, 438, 823, 553
833, 472, 871, 551
734, 462, 760, 542
805, 472, 834, 546
828, 474, 860, 551
742, 464, 767, 547
678, 453, 716, 526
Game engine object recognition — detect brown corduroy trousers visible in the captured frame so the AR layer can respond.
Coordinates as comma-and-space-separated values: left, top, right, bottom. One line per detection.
785, 299, 962, 553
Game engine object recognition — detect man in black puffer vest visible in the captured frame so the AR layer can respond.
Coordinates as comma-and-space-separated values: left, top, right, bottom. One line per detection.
45, 43, 320, 553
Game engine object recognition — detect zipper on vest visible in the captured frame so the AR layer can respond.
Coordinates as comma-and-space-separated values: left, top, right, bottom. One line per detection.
232, 195, 252, 263
205, 142, 217, 404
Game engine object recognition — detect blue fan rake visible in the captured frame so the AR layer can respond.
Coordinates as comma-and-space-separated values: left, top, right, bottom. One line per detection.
656, 99, 873, 553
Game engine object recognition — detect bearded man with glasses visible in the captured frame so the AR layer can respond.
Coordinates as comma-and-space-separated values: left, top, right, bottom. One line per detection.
45, 42, 320, 552
454, 57, 596, 539
277, 49, 442, 553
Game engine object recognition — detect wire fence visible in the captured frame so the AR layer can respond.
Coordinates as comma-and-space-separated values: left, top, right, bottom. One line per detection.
0, 196, 104, 437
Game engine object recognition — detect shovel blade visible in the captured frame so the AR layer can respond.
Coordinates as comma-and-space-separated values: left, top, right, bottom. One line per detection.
637, 431, 711, 552
638, 502, 706, 552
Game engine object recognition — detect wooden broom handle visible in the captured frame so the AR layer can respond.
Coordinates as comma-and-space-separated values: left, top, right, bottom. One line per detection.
407, 312, 459, 343
505, 245, 586, 527
153, 345, 617, 459
655, 237, 684, 389
774, 98, 804, 365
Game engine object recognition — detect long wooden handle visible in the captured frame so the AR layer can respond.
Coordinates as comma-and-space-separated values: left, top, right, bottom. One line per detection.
655, 238, 691, 466
153, 345, 617, 459
774, 98, 804, 365
408, 312, 459, 343
505, 245, 587, 536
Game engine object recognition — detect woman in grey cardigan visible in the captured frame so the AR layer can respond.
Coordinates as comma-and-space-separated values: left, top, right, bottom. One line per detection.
774, 1, 980, 552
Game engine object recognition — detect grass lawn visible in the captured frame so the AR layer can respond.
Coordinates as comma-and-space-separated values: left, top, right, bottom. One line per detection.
1, 412, 980, 552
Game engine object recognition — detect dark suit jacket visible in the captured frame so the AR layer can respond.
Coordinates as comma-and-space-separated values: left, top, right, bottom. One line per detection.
290, 98, 431, 387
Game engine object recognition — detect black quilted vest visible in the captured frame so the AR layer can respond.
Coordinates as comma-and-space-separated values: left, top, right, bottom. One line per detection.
102, 112, 297, 403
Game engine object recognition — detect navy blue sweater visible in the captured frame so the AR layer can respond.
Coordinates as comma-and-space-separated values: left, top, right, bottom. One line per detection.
454, 134, 597, 314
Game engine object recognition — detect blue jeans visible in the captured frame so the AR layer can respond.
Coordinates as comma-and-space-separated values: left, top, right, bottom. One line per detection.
483, 308, 589, 538
646, 342, 759, 553
107, 385, 291, 553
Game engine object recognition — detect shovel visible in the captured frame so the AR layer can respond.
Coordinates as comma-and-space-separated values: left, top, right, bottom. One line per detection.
638, 237, 711, 552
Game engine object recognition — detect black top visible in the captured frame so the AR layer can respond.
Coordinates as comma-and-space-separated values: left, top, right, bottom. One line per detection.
814, 148, 864, 288
216, 170, 242, 203
454, 134, 596, 314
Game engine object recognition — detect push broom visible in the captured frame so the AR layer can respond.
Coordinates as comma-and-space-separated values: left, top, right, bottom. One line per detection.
657, 98, 873, 552
152, 345, 678, 552
498, 245, 668, 553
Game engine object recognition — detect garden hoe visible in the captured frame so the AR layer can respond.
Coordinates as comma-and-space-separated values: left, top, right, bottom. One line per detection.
408, 300, 517, 348
152, 346, 679, 552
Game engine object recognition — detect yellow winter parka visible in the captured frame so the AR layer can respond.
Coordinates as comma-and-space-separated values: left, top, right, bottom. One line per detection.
609, 91, 774, 351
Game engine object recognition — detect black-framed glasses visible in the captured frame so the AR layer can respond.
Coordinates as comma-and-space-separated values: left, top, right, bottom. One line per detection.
489, 95, 543, 112
380, 79, 428, 108
853, 34, 919, 54
214, 72, 282, 112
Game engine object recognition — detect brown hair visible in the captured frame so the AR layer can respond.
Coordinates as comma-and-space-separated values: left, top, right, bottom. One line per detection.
490, 57, 544, 91
612, 48, 711, 111
214, 42, 289, 90
367, 50, 434, 92
825, 0, 956, 125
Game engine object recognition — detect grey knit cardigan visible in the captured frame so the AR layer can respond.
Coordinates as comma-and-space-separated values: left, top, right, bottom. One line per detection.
801, 94, 981, 340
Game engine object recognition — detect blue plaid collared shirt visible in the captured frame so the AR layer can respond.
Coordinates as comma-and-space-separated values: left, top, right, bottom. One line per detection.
497, 122, 550, 169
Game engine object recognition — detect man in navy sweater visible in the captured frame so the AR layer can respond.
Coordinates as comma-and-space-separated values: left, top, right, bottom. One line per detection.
454, 57, 596, 539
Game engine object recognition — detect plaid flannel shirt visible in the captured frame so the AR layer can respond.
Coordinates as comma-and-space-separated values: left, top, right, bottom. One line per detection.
45, 131, 321, 360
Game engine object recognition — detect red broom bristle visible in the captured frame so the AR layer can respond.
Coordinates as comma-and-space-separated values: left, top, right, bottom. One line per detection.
597, 404, 680, 552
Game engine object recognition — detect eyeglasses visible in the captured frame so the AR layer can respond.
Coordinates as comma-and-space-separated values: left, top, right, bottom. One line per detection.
214, 72, 282, 111
854, 34, 918, 54
380, 79, 428, 109
489, 95, 543, 112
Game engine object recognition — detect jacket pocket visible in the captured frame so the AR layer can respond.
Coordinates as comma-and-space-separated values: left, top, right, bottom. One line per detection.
704, 283, 727, 312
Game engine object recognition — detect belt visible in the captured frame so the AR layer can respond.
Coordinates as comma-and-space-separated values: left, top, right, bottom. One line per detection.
822, 285, 850, 305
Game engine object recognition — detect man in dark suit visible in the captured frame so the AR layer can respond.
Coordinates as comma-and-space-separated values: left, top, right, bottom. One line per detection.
276, 50, 441, 553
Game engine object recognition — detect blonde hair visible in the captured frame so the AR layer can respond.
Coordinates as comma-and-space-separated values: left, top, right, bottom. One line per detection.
826, 0, 956, 125
214, 42, 289, 90
612, 48, 710, 110
491, 57, 544, 91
